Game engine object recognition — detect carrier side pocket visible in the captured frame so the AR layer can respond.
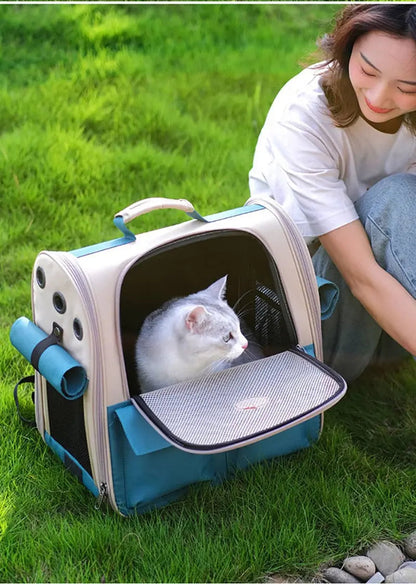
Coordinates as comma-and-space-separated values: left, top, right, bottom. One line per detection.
108, 402, 227, 515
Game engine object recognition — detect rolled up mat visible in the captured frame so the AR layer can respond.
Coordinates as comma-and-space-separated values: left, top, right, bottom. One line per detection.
10, 317, 88, 400
316, 276, 340, 321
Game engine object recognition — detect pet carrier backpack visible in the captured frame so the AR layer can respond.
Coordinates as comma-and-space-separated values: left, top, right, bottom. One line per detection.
10, 196, 346, 515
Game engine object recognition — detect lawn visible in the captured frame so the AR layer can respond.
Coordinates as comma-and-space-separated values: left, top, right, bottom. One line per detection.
0, 4, 415, 583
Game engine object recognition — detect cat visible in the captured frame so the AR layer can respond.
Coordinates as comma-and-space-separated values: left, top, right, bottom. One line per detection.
135, 275, 251, 392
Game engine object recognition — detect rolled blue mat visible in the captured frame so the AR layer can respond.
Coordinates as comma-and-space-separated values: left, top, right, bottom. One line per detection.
10, 317, 88, 400
316, 276, 340, 321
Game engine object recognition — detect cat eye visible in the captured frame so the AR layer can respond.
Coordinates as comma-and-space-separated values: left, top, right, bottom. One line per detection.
223, 332, 233, 343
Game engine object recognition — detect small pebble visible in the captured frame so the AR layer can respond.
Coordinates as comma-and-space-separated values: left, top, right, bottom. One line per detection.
367, 572, 385, 583
343, 555, 376, 580
367, 541, 406, 576
323, 567, 360, 583
385, 566, 416, 583
404, 531, 416, 560
400, 561, 416, 570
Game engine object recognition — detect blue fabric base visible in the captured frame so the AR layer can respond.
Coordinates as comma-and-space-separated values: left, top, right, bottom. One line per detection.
108, 401, 321, 516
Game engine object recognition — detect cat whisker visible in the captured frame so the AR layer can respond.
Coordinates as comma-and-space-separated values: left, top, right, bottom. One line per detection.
202, 358, 228, 375
234, 300, 253, 315
243, 348, 263, 361
248, 338, 263, 350
233, 290, 256, 316
236, 309, 252, 322
233, 288, 256, 307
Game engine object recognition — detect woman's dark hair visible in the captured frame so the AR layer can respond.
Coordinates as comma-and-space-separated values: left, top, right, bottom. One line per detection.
318, 4, 416, 132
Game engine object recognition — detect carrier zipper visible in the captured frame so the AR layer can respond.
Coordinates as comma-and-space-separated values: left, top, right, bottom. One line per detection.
58, 253, 112, 507
95, 482, 108, 510
275, 212, 323, 355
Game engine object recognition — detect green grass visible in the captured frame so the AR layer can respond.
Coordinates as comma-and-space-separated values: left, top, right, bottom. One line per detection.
1, 4, 415, 583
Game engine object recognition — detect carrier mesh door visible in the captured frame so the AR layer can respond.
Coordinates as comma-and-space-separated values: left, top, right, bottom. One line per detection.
131, 350, 346, 454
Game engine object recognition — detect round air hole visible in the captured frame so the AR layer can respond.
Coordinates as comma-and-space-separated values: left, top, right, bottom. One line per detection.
73, 318, 83, 341
53, 292, 67, 314
36, 267, 46, 289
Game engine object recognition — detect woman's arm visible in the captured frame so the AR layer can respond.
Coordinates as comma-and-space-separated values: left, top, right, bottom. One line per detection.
319, 220, 416, 356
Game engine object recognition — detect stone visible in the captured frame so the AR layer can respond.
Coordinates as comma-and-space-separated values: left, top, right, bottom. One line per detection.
343, 555, 376, 580
367, 573, 385, 583
385, 567, 416, 583
323, 567, 360, 583
400, 561, 416, 570
367, 541, 406, 576
404, 531, 416, 560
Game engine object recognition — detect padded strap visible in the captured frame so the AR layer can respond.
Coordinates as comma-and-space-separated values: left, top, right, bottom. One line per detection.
30, 333, 59, 370
30, 323, 63, 371
13, 375, 36, 427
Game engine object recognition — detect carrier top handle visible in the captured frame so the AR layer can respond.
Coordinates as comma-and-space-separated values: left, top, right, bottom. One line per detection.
114, 197, 207, 240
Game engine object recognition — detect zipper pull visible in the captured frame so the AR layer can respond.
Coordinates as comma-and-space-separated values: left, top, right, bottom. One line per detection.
95, 482, 108, 511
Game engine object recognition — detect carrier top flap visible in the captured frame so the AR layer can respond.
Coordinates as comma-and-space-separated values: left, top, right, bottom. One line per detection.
131, 349, 346, 454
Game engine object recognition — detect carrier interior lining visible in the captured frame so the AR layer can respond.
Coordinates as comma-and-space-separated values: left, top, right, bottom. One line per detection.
119, 230, 295, 396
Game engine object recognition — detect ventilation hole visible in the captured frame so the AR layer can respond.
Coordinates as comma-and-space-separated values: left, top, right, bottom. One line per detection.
53, 292, 66, 314
73, 318, 83, 341
36, 267, 46, 289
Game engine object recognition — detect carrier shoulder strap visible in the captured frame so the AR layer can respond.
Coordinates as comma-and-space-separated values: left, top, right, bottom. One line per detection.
13, 375, 36, 427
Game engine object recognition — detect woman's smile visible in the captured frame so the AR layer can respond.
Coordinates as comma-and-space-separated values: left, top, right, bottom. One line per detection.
364, 97, 394, 115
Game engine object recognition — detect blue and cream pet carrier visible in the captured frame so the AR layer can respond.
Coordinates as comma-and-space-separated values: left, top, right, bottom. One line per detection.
10, 197, 346, 515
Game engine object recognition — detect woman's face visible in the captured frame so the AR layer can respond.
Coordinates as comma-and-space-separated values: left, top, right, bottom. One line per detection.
349, 31, 416, 132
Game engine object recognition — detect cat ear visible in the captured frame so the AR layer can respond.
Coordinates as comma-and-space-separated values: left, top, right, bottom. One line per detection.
185, 305, 208, 332
206, 275, 227, 300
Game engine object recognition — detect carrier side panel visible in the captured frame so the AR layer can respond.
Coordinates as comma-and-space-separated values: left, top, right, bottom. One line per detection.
31, 252, 101, 493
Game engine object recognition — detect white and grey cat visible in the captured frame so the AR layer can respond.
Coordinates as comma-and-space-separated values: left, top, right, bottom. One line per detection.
135, 275, 250, 392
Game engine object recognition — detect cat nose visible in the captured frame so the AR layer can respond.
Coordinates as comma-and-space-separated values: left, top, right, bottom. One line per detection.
242, 341, 248, 350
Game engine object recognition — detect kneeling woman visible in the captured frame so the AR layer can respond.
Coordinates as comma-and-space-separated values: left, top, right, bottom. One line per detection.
249, 4, 416, 381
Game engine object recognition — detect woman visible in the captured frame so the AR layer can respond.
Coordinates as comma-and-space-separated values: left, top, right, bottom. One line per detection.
249, 4, 416, 381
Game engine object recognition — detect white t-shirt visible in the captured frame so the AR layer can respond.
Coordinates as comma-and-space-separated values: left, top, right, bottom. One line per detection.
249, 65, 416, 243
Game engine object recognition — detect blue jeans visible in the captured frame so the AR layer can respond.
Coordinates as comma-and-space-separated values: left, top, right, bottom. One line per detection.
312, 173, 416, 382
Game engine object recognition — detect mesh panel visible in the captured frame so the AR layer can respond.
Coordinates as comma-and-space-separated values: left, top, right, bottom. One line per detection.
133, 350, 346, 453
254, 284, 292, 350
233, 282, 293, 357
46, 382, 92, 475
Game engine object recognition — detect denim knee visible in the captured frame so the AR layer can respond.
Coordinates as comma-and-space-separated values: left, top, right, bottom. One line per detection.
355, 174, 416, 227
355, 173, 416, 296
